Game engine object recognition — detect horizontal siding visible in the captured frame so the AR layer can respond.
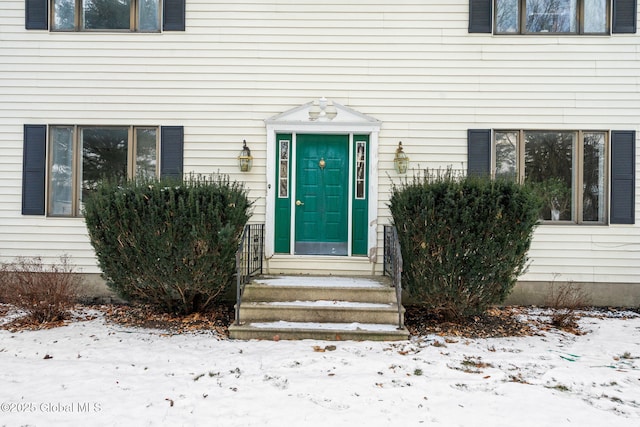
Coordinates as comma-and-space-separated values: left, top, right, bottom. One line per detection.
1, 0, 639, 282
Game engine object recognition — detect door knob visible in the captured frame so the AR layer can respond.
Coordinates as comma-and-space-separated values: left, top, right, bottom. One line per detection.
296, 200, 304, 206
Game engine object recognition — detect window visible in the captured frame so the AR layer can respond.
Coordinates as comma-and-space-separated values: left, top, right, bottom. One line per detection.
355, 141, 366, 199
26, 0, 185, 31
495, 0, 609, 34
52, 0, 161, 32
49, 125, 158, 216
22, 124, 183, 216
493, 130, 608, 223
468, 129, 635, 224
278, 139, 290, 198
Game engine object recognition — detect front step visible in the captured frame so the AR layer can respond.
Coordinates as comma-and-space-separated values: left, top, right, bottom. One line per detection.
242, 276, 396, 303
239, 301, 401, 323
265, 256, 379, 276
229, 322, 409, 341
229, 275, 409, 341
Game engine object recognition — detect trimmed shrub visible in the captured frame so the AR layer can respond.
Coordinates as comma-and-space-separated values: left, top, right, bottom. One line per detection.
0, 256, 81, 323
389, 170, 541, 319
83, 174, 252, 314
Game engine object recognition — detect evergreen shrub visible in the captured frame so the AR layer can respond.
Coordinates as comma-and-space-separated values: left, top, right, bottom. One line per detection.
83, 175, 252, 314
389, 170, 541, 319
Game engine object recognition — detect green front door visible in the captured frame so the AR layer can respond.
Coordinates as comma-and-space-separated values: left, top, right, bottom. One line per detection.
295, 134, 349, 255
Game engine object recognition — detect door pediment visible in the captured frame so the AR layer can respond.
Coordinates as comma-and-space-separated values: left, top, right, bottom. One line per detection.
265, 98, 380, 132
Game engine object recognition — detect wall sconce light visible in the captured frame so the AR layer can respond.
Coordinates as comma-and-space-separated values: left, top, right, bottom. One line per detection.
394, 141, 409, 174
238, 140, 253, 172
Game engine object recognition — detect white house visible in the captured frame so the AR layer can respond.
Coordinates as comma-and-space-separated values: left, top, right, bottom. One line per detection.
1, 0, 639, 306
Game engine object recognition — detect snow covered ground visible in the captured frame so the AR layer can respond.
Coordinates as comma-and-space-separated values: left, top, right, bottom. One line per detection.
1, 307, 639, 427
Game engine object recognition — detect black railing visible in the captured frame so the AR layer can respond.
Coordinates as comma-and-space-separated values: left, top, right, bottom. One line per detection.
383, 225, 404, 330
235, 223, 264, 325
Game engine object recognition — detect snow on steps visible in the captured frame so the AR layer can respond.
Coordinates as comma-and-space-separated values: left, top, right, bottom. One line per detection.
229, 322, 409, 341
229, 275, 409, 341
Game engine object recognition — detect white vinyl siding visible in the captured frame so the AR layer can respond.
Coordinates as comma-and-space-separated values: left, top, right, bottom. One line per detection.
1, 0, 639, 284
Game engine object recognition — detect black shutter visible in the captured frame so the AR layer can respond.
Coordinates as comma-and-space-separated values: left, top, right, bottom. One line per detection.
160, 126, 184, 180
163, 0, 186, 31
610, 131, 636, 224
467, 129, 491, 176
22, 125, 47, 215
25, 0, 48, 30
612, 0, 637, 34
469, 0, 492, 33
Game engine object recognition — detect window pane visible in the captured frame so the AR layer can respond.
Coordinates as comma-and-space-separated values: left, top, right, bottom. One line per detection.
80, 127, 128, 206
50, 127, 74, 215
494, 131, 518, 180
278, 140, 289, 198
356, 142, 366, 199
135, 128, 157, 179
583, 132, 606, 222
496, 0, 520, 33
52, 0, 76, 30
139, 0, 160, 32
583, 0, 608, 33
83, 0, 131, 30
525, 0, 577, 33
524, 131, 575, 221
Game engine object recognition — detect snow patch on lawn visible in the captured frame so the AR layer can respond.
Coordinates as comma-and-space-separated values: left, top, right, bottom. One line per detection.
0, 308, 639, 426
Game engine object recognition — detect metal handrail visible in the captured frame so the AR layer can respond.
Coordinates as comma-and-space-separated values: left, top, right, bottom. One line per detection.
235, 223, 264, 325
383, 225, 404, 330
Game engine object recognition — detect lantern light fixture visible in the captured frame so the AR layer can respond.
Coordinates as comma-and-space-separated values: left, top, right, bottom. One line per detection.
394, 141, 409, 174
238, 140, 253, 172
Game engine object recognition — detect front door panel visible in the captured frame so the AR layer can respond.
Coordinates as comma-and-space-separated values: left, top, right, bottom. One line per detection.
295, 134, 349, 255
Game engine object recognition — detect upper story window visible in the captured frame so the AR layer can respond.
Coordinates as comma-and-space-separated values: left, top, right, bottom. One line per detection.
495, 0, 610, 34
26, 0, 185, 31
52, 0, 160, 32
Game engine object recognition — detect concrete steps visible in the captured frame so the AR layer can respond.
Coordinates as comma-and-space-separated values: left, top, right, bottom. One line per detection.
239, 301, 401, 323
229, 322, 409, 341
265, 256, 380, 276
228, 275, 409, 341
